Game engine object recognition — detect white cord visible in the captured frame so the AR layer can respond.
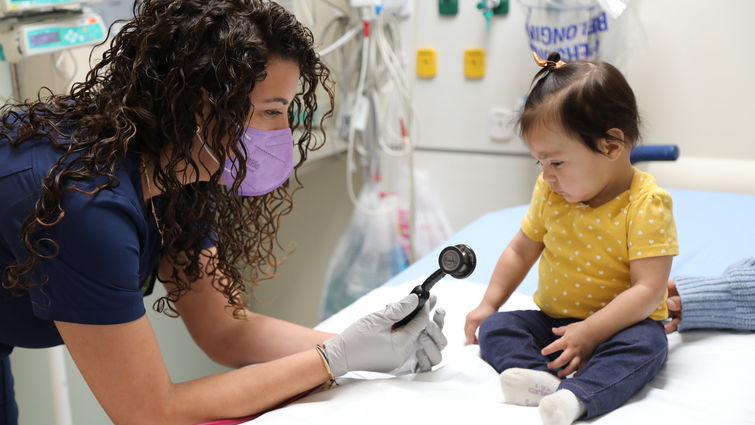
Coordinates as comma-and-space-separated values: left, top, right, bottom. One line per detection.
345, 24, 394, 216
375, 14, 408, 94
317, 5, 417, 236
318, 24, 361, 58
309, 4, 421, 259
374, 12, 415, 157
377, 93, 411, 157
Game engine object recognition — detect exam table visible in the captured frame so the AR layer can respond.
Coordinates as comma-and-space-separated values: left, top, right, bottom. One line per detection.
238, 187, 755, 425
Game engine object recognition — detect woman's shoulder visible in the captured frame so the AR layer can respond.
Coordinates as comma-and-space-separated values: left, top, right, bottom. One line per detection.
1, 110, 71, 178
1, 137, 145, 219
59, 153, 145, 217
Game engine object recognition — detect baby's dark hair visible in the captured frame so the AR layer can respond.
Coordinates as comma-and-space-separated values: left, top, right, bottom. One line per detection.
519, 52, 640, 152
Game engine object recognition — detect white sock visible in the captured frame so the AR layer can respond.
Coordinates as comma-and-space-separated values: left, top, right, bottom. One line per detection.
499, 368, 562, 406
539, 389, 586, 425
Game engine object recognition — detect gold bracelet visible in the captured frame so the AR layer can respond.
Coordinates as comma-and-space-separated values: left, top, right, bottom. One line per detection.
315, 344, 337, 389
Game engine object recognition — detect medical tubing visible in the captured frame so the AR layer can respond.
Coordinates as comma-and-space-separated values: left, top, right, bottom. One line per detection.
376, 13, 408, 95
318, 25, 361, 57
345, 22, 388, 215
374, 9, 417, 259
345, 17, 397, 216
407, 130, 416, 262
375, 12, 412, 157
406, 15, 417, 263
338, 5, 418, 261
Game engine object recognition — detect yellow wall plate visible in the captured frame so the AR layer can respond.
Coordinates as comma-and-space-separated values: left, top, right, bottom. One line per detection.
464, 47, 485, 79
416, 47, 437, 78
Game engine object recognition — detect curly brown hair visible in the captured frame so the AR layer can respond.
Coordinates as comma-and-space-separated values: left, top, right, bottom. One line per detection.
0, 0, 334, 317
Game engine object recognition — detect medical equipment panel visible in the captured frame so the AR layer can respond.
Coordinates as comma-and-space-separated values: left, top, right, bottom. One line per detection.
0, 0, 92, 16
0, 11, 105, 61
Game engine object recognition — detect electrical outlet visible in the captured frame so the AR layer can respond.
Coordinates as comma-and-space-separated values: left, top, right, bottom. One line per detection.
464, 48, 485, 79
416, 47, 437, 78
490, 107, 516, 140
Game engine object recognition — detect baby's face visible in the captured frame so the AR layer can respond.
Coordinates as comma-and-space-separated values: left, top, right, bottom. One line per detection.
525, 123, 618, 206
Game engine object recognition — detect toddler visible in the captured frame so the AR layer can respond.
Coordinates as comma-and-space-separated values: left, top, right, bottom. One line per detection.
464, 52, 678, 425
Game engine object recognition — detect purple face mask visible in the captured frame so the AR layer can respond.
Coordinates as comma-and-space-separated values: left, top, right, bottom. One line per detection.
204, 127, 294, 196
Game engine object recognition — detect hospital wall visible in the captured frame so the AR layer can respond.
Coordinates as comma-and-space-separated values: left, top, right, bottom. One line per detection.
408, 0, 755, 233
2, 0, 754, 423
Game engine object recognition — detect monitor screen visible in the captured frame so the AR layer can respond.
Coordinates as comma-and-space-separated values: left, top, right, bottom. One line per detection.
10, 0, 78, 5
29, 31, 60, 47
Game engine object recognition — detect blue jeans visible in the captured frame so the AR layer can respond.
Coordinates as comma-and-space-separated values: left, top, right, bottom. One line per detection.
479, 310, 667, 419
0, 353, 18, 425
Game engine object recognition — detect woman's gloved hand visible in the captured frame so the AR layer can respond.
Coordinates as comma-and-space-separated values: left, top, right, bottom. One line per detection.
322, 293, 447, 377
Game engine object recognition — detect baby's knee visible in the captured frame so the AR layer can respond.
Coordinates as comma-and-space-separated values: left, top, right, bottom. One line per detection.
478, 311, 509, 341
618, 319, 668, 355
478, 311, 532, 347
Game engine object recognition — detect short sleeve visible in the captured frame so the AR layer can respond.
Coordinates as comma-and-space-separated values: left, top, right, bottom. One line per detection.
627, 190, 679, 260
29, 190, 147, 324
153, 193, 216, 250
521, 174, 548, 242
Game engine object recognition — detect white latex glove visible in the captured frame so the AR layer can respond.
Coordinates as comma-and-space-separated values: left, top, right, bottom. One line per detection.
390, 296, 447, 375
323, 293, 447, 377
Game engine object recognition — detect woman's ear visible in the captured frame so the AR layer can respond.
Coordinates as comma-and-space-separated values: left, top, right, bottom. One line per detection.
599, 128, 626, 160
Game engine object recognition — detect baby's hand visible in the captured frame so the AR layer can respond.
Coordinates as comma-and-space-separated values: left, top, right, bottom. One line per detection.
541, 321, 599, 377
464, 304, 498, 345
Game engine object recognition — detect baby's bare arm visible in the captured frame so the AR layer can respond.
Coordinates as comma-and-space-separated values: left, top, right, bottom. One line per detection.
582, 255, 672, 343
464, 230, 544, 344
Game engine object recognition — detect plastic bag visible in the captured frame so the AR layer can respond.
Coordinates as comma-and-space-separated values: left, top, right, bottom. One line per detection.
320, 186, 408, 319
320, 170, 453, 320
519, 0, 630, 62
397, 170, 453, 260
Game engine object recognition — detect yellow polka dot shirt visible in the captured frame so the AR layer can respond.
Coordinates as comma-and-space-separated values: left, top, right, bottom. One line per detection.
521, 168, 678, 320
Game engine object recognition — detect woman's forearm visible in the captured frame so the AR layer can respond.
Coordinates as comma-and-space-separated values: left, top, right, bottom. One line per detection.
202, 311, 336, 367
169, 349, 330, 423
57, 317, 333, 425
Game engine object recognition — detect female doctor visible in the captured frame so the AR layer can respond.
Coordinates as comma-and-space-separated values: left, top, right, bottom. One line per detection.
0, 1, 446, 424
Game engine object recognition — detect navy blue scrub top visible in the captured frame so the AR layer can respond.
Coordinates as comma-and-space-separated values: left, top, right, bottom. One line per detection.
0, 128, 162, 357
